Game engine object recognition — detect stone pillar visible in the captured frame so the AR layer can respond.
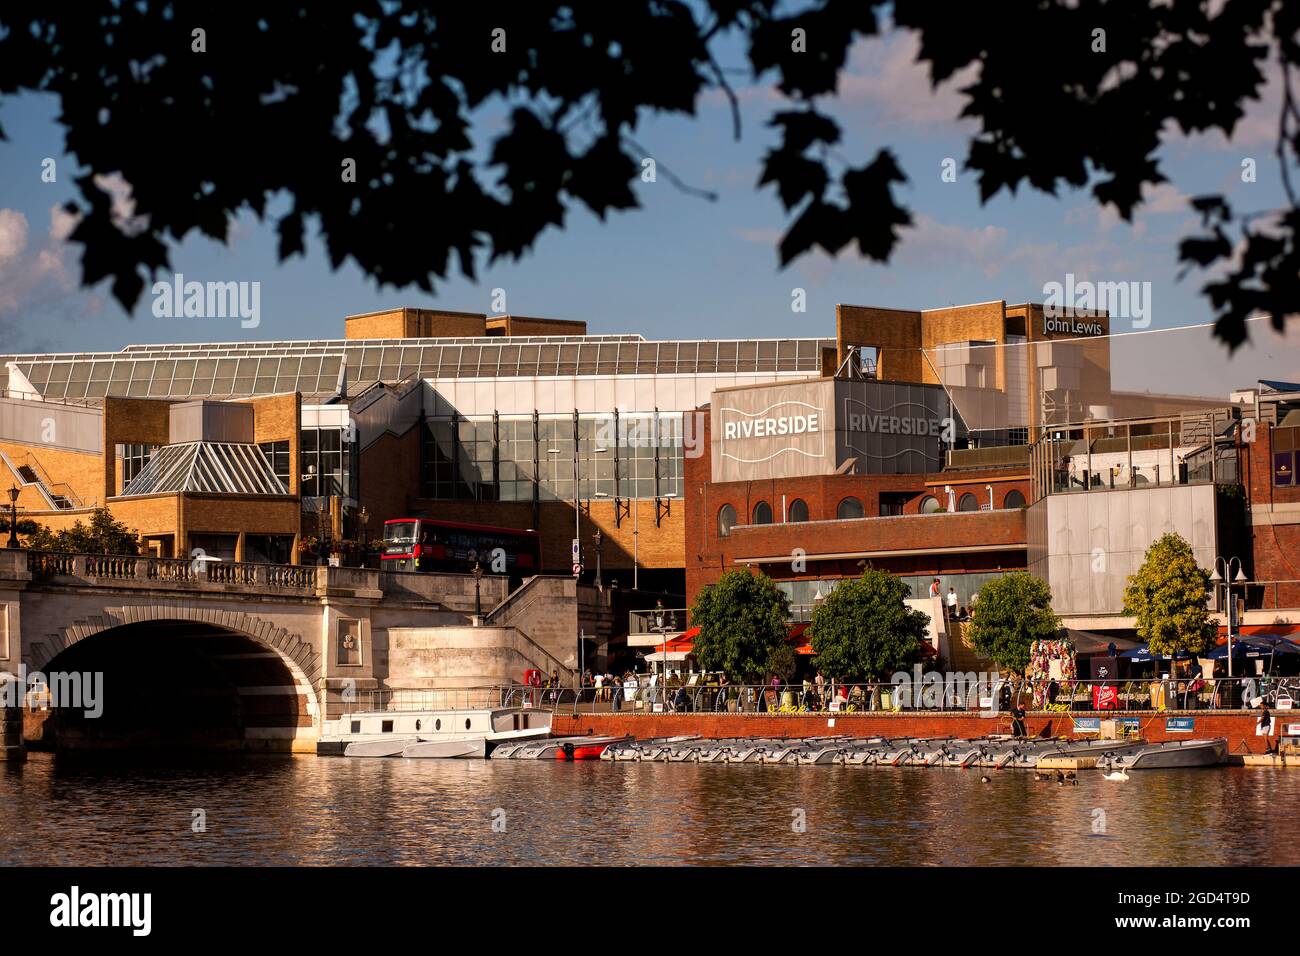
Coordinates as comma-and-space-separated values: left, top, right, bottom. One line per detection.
0, 674, 25, 763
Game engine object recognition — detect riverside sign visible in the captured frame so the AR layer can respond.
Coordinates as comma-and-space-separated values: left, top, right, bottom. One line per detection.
711, 378, 955, 481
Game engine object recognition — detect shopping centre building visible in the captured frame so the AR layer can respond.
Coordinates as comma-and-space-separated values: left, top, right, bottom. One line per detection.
3, 300, 1298, 667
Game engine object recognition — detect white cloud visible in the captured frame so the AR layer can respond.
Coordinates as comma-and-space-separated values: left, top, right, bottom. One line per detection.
833, 31, 979, 131
0, 205, 83, 324
0, 209, 28, 261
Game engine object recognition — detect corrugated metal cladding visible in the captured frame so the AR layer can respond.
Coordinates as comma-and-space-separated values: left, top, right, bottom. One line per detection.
1, 336, 831, 403
120, 442, 288, 496
710, 378, 955, 482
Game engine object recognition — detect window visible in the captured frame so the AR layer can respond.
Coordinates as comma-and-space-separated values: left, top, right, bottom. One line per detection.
920, 495, 942, 514
1004, 489, 1026, 508
837, 497, 864, 520
788, 498, 809, 523
718, 504, 737, 537
118, 443, 157, 486
381, 720, 394, 733
752, 501, 772, 525
258, 440, 290, 489
350, 720, 361, 734
879, 492, 911, 516
958, 493, 978, 512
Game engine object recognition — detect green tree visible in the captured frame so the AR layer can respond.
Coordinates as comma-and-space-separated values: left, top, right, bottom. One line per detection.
1123, 532, 1215, 660
809, 570, 929, 681
690, 570, 788, 681
0, 3, 1293, 350
25, 508, 140, 555
0, 517, 42, 539
766, 643, 799, 683
968, 573, 1060, 675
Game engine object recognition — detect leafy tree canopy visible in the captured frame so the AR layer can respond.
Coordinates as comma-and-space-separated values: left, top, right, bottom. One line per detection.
968, 573, 1060, 675
0, 1, 1295, 349
1123, 532, 1216, 657
690, 569, 788, 680
25, 508, 140, 555
809, 569, 929, 681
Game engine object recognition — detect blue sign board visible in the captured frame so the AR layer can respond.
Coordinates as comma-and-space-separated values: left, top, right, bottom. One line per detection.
1074, 717, 1101, 734
1166, 717, 1195, 733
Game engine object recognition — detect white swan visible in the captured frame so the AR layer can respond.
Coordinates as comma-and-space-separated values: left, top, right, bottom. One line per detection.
1103, 769, 1129, 781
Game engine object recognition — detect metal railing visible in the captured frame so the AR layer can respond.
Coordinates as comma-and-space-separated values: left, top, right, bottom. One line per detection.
533, 676, 1300, 717
629, 607, 689, 636
339, 686, 509, 714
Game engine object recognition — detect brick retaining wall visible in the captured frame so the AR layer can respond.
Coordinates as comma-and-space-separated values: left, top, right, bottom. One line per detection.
554, 711, 1287, 754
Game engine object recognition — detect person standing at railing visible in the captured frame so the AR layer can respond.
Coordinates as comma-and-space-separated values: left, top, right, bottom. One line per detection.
814, 672, 825, 709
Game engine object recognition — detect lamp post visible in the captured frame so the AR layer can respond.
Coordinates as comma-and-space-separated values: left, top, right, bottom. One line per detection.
652, 599, 671, 693
592, 528, 604, 591
359, 505, 369, 568
1209, 557, 1249, 678
550, 444, 607, 579
472, 559, 484, 620
6, 486, 19, 548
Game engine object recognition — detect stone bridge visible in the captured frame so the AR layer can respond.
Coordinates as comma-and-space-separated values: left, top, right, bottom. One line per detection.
0, 549, 593, 754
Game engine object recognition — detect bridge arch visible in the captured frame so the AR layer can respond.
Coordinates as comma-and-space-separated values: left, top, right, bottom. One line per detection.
25, 604, 322, 752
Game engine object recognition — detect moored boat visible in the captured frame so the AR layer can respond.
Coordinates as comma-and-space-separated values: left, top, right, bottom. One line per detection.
1097, 737, 1228, 771
319, 706, 552, 758
554, 735, 634, 760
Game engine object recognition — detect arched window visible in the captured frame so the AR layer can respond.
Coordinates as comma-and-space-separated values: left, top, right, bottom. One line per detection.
752, 501, 773, 525
958, 493, 978, 512
1003, 489, 1026, 509
788, 498, 809, 523
837, 497, 864, 520
920, 495, 941, 514
718, 504, 737, 537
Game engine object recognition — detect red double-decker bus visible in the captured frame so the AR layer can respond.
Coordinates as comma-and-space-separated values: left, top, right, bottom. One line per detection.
381, 518, 541, 579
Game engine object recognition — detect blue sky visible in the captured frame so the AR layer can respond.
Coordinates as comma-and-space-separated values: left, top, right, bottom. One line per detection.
0, 26, 1292, 392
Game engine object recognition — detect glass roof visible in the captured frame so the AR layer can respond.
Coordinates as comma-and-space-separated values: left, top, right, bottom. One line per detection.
2, 335, 832, 402
120, 442, 289, 496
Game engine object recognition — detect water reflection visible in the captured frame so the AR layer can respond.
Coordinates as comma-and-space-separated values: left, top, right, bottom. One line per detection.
0, 754, 1292, 866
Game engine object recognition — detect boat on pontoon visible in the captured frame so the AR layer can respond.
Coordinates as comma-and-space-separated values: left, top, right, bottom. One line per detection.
758, 736, 844, 764
318, 706, 553, 758
795, 738, 886, 764
553, 735, 633, 760
504, 735, 632, 760
1096, 738, 1228, 771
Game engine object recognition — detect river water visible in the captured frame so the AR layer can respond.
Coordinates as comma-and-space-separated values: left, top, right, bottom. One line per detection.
2, 753, 1295, 866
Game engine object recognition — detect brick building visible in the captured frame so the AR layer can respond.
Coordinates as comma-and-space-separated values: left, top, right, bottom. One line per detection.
3, 299, 1295, 655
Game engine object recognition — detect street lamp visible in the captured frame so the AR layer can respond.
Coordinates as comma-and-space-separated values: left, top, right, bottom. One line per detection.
549, 444, 607, 577
359, 505, 370, 568
472, 559, 484, 620
651, 599, 676, 695
592, 528, 604, 591
6, 486, 19, 548
1209, 557, 1250, 678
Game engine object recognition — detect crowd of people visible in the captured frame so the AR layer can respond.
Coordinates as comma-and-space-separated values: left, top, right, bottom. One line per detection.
565, 669, 889, 713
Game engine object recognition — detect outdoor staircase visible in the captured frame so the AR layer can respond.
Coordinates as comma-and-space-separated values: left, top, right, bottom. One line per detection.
0, 448, 84, 510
